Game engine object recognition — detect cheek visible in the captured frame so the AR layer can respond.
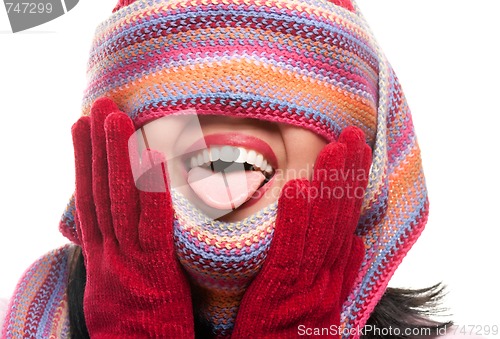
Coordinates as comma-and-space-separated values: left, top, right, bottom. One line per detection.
282, 136, 328, 181
278, 125, 328, 180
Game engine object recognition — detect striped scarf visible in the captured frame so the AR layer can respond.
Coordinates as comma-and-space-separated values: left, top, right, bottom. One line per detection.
172, 189, 277, 337
1, 245, 73, 338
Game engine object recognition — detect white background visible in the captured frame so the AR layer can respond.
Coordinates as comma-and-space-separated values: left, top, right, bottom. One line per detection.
1, 0, 499, 334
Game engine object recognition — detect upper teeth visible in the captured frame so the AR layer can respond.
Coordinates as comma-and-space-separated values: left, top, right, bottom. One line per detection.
187, 145, 274, 174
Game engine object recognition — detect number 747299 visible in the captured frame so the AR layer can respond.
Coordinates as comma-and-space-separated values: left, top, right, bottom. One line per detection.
5, 2, 53, 14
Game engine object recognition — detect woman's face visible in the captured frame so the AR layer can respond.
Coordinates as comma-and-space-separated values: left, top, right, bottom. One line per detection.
138, 114, 327, 221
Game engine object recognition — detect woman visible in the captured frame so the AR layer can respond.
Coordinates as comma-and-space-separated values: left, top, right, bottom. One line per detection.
1, 0, 453, 337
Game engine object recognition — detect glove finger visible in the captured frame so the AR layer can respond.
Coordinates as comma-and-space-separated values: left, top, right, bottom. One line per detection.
104, 112, 140, 250
73, 212, 88, 269
338, 126, 371, 236
339, 236, 365, 303
72, 116, 100, 245
327, 126, 369, 260
262, 179, 310, 280
352, 141, 371, 227
301, 142, 346, 281
323, 235, 365, 314
137, 150, 174, 253
90, 97, 119, 241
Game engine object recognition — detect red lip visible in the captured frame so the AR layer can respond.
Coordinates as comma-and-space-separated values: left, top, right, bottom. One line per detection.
184, 133, 279, 169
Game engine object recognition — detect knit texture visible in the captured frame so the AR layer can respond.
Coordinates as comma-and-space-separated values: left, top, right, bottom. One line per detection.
1, 245, 72, 339
172, 189, 277, 337
82, 0, 379, 145
54, 0, 428, 336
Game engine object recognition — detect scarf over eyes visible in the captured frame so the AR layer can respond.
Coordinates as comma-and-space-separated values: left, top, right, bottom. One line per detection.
1, 0, 429, 338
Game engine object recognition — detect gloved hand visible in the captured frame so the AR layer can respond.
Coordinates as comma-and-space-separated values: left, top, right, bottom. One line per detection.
231, 127, 371, 338
72, 97, 195, 338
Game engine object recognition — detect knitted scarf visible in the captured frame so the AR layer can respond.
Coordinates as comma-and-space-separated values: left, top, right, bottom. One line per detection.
3, 0, 428, 338
1, 245, 73, 338
172, 189, 277, 337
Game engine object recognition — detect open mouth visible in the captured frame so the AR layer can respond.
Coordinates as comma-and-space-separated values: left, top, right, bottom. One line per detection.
182, 134, 277, 211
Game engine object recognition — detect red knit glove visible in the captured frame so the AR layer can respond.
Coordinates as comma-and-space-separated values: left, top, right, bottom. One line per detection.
232, 127, 371, 338
72, 97, 195, 338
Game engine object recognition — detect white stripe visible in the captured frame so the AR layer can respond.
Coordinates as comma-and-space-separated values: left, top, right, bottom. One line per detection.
60, 0, 67, 13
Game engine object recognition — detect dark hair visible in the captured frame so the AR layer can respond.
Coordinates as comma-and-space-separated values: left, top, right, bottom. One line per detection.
361, 286, 452, 339
68, 247, 452, 339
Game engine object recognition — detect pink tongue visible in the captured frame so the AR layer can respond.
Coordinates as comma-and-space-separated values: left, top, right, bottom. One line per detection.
187, 166, 266, 210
